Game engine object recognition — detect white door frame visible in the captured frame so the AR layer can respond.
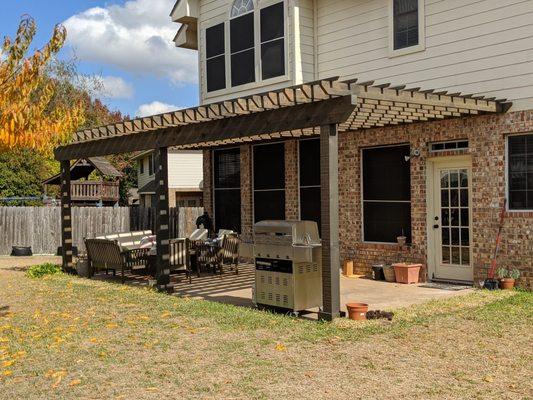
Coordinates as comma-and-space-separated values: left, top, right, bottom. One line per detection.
426, 155, 473, 282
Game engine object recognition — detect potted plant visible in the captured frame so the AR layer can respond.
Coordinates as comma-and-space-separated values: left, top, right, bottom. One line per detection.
382, 264, 396, 282
392, 262, 423, 284
497, 267, 520, 290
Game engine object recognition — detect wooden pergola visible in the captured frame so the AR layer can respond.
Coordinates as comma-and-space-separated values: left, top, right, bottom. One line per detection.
55, 77, 510, 320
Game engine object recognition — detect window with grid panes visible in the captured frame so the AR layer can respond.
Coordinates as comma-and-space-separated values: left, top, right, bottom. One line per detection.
299, 139, 321, 231
253, 143, 285, 222
508, 134, 533, 210
393, 0, 419, 50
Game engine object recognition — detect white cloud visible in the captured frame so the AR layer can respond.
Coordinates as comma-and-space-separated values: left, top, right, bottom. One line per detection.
63, 0, 197, 85
136, 101, 181, 117
95, 76, 135, 99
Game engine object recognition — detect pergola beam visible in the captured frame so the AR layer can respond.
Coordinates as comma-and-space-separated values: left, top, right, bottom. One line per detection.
55, 95, 357, 160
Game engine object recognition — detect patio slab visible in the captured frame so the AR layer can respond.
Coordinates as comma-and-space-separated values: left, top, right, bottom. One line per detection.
0, 256, 473, 312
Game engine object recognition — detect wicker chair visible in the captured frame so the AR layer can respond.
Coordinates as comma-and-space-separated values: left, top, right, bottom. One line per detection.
169, 238, 192, 283
196, 234, 240, 275
85, 238, 149, 283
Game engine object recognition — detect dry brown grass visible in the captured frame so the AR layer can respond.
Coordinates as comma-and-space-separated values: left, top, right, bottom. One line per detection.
0, 266, 531, 400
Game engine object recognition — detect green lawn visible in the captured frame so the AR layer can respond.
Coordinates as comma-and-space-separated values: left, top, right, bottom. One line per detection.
0, 267, 531, 399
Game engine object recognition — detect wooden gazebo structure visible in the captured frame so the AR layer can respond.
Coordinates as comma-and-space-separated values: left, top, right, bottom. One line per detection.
43, 157, 121, 206
55, 77, 509, 320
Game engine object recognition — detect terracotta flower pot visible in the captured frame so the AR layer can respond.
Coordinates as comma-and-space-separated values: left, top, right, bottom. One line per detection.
383, 266, 396, 282
499, 278, 515, 290
392, 263, 422, 284
346, 303, 369, 321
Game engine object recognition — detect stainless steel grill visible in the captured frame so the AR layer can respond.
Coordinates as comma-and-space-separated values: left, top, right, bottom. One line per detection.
253, 220, 322, 313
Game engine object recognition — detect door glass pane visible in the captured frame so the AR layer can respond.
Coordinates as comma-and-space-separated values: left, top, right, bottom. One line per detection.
451, 247, 460, 264
451, 228, 459, 245
461, 248, 470, 265
460, 169, 468, 187
450, 208, 459, 226
442, 246, 450, 264
440, 171, 449, 188
450, 189, 459, 207
441, 190, 449, 207
441, 209, 449, 226
460, 189, 468, 206
460, 208, 469, 226
450, 171, 459, 187
442, 227, 450, 245
461, 228, 469, 246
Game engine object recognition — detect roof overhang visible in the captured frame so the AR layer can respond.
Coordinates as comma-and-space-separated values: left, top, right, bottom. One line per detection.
55, 78, 511, 161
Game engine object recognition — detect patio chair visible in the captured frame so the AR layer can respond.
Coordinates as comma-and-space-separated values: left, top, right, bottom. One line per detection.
196, 234, 240, 275
85, 238, 149, 283
169, 238, 193, 283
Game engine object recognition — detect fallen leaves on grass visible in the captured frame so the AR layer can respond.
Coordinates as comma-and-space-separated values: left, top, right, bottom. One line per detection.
69, 379, 82, 387
274, 343, 286, 352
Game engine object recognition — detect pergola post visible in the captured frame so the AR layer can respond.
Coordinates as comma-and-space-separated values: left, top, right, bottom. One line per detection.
319, 124, 341, 320
60, 160, 74, 272
154, 146, 172, 293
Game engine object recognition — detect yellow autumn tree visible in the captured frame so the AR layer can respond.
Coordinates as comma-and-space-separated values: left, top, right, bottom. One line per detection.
0, 16, 84, 152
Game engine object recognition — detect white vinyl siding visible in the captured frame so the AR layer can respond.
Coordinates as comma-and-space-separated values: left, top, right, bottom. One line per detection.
316, 0, 533, 111
137, 157, 153, 191
168, 150, 204, 190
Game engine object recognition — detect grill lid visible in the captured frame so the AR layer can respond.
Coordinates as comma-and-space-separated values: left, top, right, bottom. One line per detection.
253, 220, 320, 245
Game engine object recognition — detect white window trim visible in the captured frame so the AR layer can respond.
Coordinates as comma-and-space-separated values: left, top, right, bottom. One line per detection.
202, 0, 290, 100
388, 0, 425, 58
505, 132, 533, 212
360, 143, 412, 245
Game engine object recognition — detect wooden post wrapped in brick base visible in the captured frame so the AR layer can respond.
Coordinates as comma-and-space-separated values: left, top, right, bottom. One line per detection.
60, 160, 74, 272
155, 147, 172, 292
318, 124, 341, 320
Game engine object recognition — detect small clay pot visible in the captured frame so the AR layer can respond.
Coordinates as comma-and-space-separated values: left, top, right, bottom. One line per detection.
346, 303, 369, 321
499, 278, 515, 290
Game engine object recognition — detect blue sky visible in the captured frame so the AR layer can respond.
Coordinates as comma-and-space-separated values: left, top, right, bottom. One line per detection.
1, 0, 199, 118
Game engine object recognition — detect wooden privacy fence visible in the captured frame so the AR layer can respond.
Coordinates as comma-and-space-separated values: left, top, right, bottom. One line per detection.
0, 206, 203, 255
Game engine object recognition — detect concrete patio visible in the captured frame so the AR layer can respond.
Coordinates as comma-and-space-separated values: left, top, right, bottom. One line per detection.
1, 256, 473, 312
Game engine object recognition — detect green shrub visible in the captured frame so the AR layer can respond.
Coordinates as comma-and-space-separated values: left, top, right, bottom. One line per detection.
26, 263, 62, 278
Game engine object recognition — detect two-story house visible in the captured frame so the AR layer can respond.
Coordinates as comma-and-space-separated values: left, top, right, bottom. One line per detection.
133, 149, 203, 208
55, 0, 532, 308
172, 0, 532, 286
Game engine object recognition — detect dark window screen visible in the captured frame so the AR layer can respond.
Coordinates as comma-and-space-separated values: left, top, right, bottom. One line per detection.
230, 13, 255, 87
231, 50, 255, 86
214, 148, 241, 232
254, 143, 285, 222
206, 23, 226, 92
230, 13, 254, 53
139, 159, 144, 174
261, 39, 284, 80
508, 134, 533, 210
299, 139, 321, 229
393, 0, 419, 50
362, 145, 411, 243
260, 2, 285, 80
206, 24, 224, 58
207, 56, 226, 92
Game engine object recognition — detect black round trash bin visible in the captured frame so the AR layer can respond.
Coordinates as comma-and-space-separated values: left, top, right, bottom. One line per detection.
11, 246, 32, 256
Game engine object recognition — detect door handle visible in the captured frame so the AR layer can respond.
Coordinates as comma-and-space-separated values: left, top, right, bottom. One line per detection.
433, 224, 439, 229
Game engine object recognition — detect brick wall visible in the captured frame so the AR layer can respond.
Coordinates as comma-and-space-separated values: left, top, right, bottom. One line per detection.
338, 110, 532, 288
285, 140, 299, 220
203, 110, 532, 289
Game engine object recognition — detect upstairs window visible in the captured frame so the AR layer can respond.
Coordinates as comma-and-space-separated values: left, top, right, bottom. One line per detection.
206, 23, 226, 92
148, 154, 154, 176
230, 6, 255, 87
260, 2, 285, 80
508, 134, 533, 210
390, 0, 424, 55
139, 158, 144, 174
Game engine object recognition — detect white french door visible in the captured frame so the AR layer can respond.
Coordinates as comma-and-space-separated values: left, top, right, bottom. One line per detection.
429, 158, 473, 282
